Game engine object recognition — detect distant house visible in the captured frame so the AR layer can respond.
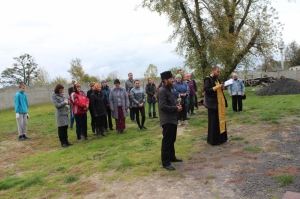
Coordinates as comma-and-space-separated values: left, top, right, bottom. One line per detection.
289, 66, 300, 70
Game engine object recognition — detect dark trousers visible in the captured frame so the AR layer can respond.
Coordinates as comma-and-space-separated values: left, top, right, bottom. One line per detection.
195, 95, 198, 108
95, 115, 106, 128
161, 123, 177, 166
129, 107, 135, 121
232, 95, 243, 111
58, 125, 68, 145
115, 106, 126, 130
134, 106, 146, 127
89, 109, 95, 132
177, 104, 187, 121
105, 106, 113, 129
74, 114, 87, 140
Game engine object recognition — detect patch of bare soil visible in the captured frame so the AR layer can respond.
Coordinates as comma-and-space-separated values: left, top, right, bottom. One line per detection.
81, 118, 300, 199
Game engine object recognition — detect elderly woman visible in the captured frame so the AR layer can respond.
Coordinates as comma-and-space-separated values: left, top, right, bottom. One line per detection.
52, 84, 72, 148
172, 74, 190, 126
90, 83, 107, 138
130, 79, 147, 130
109, 79, 129, 134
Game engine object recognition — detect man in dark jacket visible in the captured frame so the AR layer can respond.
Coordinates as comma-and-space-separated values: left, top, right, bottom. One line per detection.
87, 82, 96, 134
145, 77, 158, 119
101, 79, 114, 131
158, 71, 183, 171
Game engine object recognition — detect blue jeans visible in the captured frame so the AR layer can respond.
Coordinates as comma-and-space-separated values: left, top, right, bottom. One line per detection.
69, 104, 75, 128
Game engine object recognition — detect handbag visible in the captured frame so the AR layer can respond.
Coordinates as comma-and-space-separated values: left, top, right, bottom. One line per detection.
242, 94, 246, 100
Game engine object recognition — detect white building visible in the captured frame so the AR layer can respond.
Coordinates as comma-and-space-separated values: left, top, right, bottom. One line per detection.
289, 66, 300, 70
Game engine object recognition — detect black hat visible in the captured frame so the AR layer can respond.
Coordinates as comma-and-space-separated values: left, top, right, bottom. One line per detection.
160, 71, 173, 81
114, 79, 120, 84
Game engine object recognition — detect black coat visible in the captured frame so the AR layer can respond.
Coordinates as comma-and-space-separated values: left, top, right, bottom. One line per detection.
90, 90, 107, 117
145, 83, 156, 103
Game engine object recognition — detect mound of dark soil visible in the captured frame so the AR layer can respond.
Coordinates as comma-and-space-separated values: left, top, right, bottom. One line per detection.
256, 78, 300, 96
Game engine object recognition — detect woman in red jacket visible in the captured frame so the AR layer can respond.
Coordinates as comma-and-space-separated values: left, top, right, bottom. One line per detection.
70, 83, 90, 142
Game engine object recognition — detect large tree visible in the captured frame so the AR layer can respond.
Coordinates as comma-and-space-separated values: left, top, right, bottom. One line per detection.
285, 41, 300, 68
1, 54, 38, 86
144, 64, 158, 80
141, 0, 282, 81
51, 76, 68, 85
34, 67, 51, 85
68, 58, 85, 82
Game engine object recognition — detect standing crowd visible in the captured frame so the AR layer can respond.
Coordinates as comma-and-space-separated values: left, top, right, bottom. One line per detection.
14, 66, 245, 170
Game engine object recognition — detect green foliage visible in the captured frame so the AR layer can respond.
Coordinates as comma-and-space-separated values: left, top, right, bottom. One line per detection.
285, 40, 300, 68
274, 175, 294, 186
1, 53, 39, 86
141, 0, 283, 81
51, 75, 68, 85
68, 58, 85, 82
144, 64, 158, 80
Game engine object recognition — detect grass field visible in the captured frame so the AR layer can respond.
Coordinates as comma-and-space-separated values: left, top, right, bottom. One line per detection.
0, 87, 300, 198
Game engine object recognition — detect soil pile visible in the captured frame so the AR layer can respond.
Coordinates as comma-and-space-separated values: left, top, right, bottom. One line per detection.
256, 78, 300, 96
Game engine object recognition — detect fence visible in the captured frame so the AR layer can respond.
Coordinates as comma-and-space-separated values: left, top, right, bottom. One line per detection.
0, 80, 162, 111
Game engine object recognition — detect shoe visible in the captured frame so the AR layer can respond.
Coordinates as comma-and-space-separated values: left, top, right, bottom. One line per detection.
110, 127, 114, 130
23, 134, 31, 139
62, 143, 69, 148
67, 142, 73, 146
121, 129, 124, 133
163, 165, 175, 171
153, 112, 158, 118
117, 130, 122, 134
18, 135, 25, 141
142, 126, 147, 129
78, 139, 82, 142
84, 137, 91, 140
138, 127, 143, 130
171, 158, 183, 162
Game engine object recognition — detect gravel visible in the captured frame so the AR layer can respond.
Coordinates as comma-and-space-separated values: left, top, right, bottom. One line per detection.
256, 78, 300, 96
236, 126, 300, 198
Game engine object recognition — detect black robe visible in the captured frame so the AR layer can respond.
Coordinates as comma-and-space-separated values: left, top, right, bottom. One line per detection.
204, 76, 228, 146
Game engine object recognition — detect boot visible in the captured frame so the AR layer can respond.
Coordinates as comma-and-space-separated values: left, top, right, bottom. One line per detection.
100, 127, 107, 136
153, 112, 158, 118
96, 128, 101, 138
148, 113, 152, 119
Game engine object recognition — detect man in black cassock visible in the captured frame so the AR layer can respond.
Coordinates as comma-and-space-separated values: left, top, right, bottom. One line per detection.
203, 66, 228, 146
157, 71, 183, 171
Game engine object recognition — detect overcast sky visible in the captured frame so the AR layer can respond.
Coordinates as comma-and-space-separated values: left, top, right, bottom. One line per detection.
0, 0, 299, 82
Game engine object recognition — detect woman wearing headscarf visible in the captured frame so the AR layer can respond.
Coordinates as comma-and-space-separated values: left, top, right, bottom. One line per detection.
130, 79, 147, 130
90, 83, 107, 138
109, 79, 129, 134
52, 84, 72, 148
70, 83, 90, 142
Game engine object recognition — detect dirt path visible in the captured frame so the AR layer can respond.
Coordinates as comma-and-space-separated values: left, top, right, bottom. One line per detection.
79, 122, 268, 199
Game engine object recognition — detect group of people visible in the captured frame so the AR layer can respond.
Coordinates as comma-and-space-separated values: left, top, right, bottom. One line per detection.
14, 66, 245, 170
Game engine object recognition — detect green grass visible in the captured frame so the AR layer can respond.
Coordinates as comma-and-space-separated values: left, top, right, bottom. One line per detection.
0, 87, 300, 198
244, 147, 262, 152
230, 136, 244, 141
274, 175, 294, 186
